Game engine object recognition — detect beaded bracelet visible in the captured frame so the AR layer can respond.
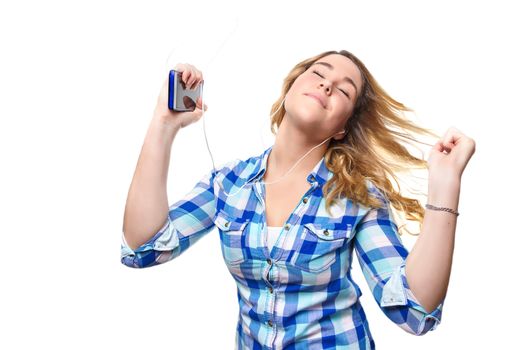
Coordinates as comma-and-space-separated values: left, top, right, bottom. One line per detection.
425, 204, 459, 216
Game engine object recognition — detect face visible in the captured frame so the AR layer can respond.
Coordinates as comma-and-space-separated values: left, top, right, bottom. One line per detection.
284, 54, 363, 141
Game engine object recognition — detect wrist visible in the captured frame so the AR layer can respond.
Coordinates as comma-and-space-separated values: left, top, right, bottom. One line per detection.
151, 112, 182, 132
427, 179, 460, 209
148, 113, 181, 143
428, 171, 461, 190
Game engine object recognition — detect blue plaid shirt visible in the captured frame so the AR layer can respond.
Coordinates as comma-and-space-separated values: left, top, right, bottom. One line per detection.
121, 145, 443, 349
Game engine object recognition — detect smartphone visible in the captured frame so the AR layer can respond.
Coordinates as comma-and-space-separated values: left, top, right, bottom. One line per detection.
168, 69, 204, 112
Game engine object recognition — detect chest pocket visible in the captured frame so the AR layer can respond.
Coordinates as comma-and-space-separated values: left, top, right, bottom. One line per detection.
214, 210, 250, 265
291, 223, 353, 273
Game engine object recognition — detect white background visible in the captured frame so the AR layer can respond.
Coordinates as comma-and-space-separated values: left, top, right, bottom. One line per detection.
1, 0, 520, 348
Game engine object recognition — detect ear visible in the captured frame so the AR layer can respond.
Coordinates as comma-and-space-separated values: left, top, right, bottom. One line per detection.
333, 130, 346, 140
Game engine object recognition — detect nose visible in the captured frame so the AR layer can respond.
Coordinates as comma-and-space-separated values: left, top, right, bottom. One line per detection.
319, 82, 332, 95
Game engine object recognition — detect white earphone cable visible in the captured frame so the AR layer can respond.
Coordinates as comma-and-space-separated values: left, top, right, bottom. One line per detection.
200, 94, 344, 197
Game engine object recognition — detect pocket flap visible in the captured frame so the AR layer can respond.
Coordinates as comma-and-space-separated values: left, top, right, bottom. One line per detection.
304, 223, 353, 241
214, 210, 249, 232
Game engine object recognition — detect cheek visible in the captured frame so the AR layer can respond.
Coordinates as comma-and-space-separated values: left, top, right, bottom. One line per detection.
333, 99, 354, 119
290, 76, 309, 92
286, 78, 309, 104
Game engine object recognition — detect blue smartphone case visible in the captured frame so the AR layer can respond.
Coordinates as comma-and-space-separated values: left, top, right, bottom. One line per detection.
168, 69, 203, 111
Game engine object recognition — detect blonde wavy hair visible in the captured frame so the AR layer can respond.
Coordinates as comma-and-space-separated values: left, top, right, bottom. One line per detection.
269, 50, 441, 236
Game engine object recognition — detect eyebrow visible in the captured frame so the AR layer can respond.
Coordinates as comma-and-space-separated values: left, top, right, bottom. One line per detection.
312, 61, 359, 96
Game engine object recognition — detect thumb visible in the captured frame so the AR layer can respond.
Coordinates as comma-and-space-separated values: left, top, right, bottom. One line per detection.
195, 96, 208, 112
430, 140, 444, 156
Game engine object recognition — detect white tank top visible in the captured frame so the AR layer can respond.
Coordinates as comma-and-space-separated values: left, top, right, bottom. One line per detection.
266, 226, 283, 250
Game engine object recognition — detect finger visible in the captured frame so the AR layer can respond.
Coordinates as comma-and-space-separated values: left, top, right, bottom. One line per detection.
182, 70, 193, 86
188, 71, 199, 89
434, 140, 444, 152
431, 140, 446, 154
439, 137, 454, 153
196, 104, 208, 112
442, 140, 456, 151
442, 135, 456, 150
192, 71, 202, 87
174, 64, 192, 81
195, 97, 207, 112
442, 127, 464, 148
191, 74, 202, 89
433, 139, 454, 156
195, 96, 204, 108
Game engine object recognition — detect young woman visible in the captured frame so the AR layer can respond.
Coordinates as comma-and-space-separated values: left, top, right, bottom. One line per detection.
121, 50, 475, 349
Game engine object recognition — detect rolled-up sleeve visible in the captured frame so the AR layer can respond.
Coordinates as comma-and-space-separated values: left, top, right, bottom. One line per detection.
354, 185, 444, 335
121, 160, 238, 268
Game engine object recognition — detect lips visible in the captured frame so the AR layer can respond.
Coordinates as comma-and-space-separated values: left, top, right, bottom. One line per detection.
304, 93, 326, 109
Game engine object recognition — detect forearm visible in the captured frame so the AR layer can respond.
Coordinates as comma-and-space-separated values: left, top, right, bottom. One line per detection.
122, 115, 181, 250
405, 177, 460, 313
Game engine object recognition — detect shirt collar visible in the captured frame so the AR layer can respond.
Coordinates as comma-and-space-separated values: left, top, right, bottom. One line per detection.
248, 145, 330, 186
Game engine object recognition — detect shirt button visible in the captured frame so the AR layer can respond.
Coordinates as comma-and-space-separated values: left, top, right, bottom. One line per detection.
267, 258, 272, 265
267, 320, 273, 327
323, 229, 330, 236
269, 287, 273, 293
224, 222, 230, 228
284, 224, 290, 230
302, 198, 308, 204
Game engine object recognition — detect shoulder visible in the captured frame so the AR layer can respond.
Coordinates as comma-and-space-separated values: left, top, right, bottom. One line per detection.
213, 153, 264, 191
364, 178, 389, 208
215, 155, 261, 178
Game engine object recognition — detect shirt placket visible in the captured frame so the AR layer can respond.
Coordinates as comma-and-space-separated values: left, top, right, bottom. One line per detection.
253, 176, 319, 349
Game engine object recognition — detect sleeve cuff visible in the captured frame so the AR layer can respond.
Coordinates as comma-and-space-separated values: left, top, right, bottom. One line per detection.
380, 264, 443, 334
120, 215, 180, 259
380, 264, 408, 307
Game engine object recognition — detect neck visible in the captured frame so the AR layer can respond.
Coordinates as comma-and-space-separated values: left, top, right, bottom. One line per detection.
267, 118, 330, 181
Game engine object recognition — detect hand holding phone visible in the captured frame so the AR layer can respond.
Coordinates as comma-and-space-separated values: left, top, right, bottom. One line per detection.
152, 63, 207, 130
168, 65, 204, 112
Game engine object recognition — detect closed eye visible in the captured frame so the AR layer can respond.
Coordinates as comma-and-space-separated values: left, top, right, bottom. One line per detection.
313, 70, 350, 99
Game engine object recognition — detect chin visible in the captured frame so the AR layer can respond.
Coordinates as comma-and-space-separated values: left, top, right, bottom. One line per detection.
290, 99, 325, 117
292, 118, 325, 138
